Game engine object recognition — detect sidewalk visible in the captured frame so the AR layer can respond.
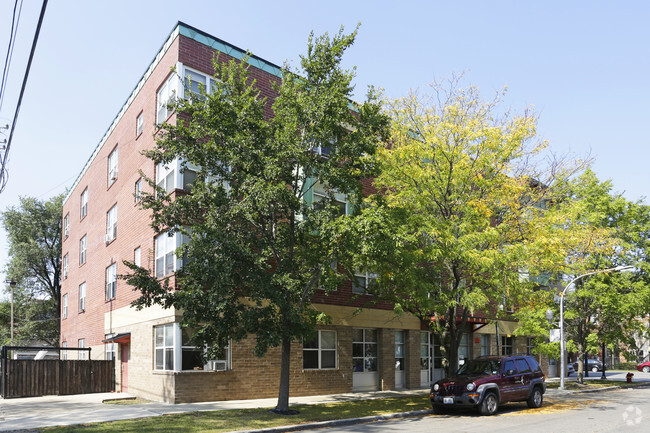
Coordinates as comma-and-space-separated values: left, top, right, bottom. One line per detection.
1, 372, 648, 432
0, 389, 426, 432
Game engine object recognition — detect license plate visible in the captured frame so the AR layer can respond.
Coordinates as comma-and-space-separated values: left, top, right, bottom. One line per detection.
443, 397, 454, 404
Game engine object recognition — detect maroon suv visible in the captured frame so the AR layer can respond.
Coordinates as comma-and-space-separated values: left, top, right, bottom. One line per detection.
429, 355, 546, 415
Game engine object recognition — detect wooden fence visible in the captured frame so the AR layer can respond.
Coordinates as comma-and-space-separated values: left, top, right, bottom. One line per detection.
1, 346, 114, 398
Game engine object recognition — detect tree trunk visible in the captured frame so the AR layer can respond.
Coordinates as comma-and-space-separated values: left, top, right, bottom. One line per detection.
273, 337, 296, 414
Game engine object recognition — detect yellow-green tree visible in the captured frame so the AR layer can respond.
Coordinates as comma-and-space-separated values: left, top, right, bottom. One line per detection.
345, 80, 612, 375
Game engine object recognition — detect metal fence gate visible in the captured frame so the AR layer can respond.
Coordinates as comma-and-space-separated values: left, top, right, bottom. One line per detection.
1, 346, 115, 398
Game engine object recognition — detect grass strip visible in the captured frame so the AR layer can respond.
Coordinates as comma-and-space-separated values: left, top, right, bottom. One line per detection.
42, 394, 432, 433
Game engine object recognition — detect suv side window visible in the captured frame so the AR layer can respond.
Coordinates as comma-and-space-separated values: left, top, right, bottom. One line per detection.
526, 357, 542, 373
503, 359, 517, 376
515, 358, 531, 373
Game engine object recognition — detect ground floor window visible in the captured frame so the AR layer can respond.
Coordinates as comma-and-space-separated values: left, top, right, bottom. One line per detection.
526, 337, 534, 355
481, 335, 491, 356
154, 323, 230, 372
78, 338, 87, 360
459, 334, 470, 364
105, 342, 116, 361
61, 341, 67, 360
353, 329, 377, 372
303, 330, 337, 369
501, 336, 513, 355
395, 331, 405, 371
420, 332, 429, 371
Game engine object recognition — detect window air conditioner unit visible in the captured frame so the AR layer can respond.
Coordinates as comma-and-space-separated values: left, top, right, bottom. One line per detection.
208, 360, 228, 371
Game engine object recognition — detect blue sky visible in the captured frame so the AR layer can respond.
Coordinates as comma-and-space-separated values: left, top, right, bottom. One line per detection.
0, 0, 648, 291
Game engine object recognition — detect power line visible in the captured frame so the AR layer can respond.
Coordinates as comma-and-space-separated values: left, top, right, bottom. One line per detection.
0, 0, 23, 112
0, 0, 48, 194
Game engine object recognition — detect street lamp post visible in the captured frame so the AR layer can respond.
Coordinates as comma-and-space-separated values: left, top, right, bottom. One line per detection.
559, 266, 633, 390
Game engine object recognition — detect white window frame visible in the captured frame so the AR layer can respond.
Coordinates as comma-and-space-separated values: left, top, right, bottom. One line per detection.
155, 231, 188, 278
312, 180, 348, 216
61, 341, 67, 360
78, 282, 86, 312
156, 158, 199, 195
353, 270, 377, 294
80, 188, 88, 219
157, 73, 178, 123
106, 205, 117, 242
78, 338, 87, 360
134, 247, 141, 267
62, 293, 68, 319
63, 254, 69, 280
395, 330, 405, 371
79, 235, 87, 265
481, 334, 491, 356
63, 213, 70, 239
136, 111, 143, 137
154, 324, 175, 371
135, 178, 142, 202
105, 342, 116, 361
182, 67, 208, 100
303, 330, 337, 370
108, 146, 118, 186
106, 263, 117, 300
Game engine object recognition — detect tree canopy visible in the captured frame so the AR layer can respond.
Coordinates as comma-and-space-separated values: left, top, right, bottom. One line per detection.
344, 79, 609, 375
124, 26, 389, 413
1, 194, 63, 346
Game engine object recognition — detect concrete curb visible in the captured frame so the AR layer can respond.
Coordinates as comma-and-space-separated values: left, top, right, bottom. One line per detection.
236, 409, 433, 433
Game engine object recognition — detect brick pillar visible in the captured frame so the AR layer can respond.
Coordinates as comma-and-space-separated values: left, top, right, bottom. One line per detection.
405, 330, 422, 389
337, 326, 354, 391
378, 328, 394, 391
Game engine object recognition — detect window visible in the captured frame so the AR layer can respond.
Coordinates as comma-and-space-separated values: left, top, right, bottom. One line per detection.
107, 146, 118, 186
353, 270, 377, 294
420, 332, 430, 371
459, 334, 470, 363
501, 336, 513, 356
78, 339, 87, 360
157, 73, 177, 123
78, 282, 86, 312
154, 323, 229, 372
527, 337, 535, 355
105, 342, 116, 361
61, 341, 67, 360
395, 331, 405, 371
303, 330, 337, 369
62, 293, 68, 319
106, 263, 117, 300
63, 213, 70, 239
106, 205, 117, 242
154, 324, 175, 371
134, 247, 141, 267
313, 138, 335, 157
135, 178, 142, 202
136, 112, 143, 137
312, 181, 348, 216
63, 254, 69, 279
156, 159, 198, 195
155, 231, 188, 278
353, 329, 377, 373
481, 335, 491, 356
183, 68, 207, 100
79, 235, 87, 265
80, 188, 88, 219
515, 358, 531, 374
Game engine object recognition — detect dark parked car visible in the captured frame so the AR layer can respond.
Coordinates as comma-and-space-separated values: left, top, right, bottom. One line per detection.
637, 361, 650, 373
429, 355, 546, 416
572, 358, 603, 373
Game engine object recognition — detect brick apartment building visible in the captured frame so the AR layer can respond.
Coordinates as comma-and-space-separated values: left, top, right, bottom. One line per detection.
60, 22, 532, 403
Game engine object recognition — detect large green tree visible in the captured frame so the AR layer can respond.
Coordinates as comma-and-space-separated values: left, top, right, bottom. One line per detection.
1, 194, 63, 346
124, 27, 389, 413
516, 170, 650, 381
343, 80, 608, 376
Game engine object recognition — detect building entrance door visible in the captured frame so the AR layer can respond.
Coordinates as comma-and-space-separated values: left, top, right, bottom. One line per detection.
352, 329, 379, 391
121, 343, 130, 393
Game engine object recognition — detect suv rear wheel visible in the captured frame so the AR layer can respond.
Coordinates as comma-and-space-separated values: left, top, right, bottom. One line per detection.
479, 392, 498, 416
527, 386, 543, 408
